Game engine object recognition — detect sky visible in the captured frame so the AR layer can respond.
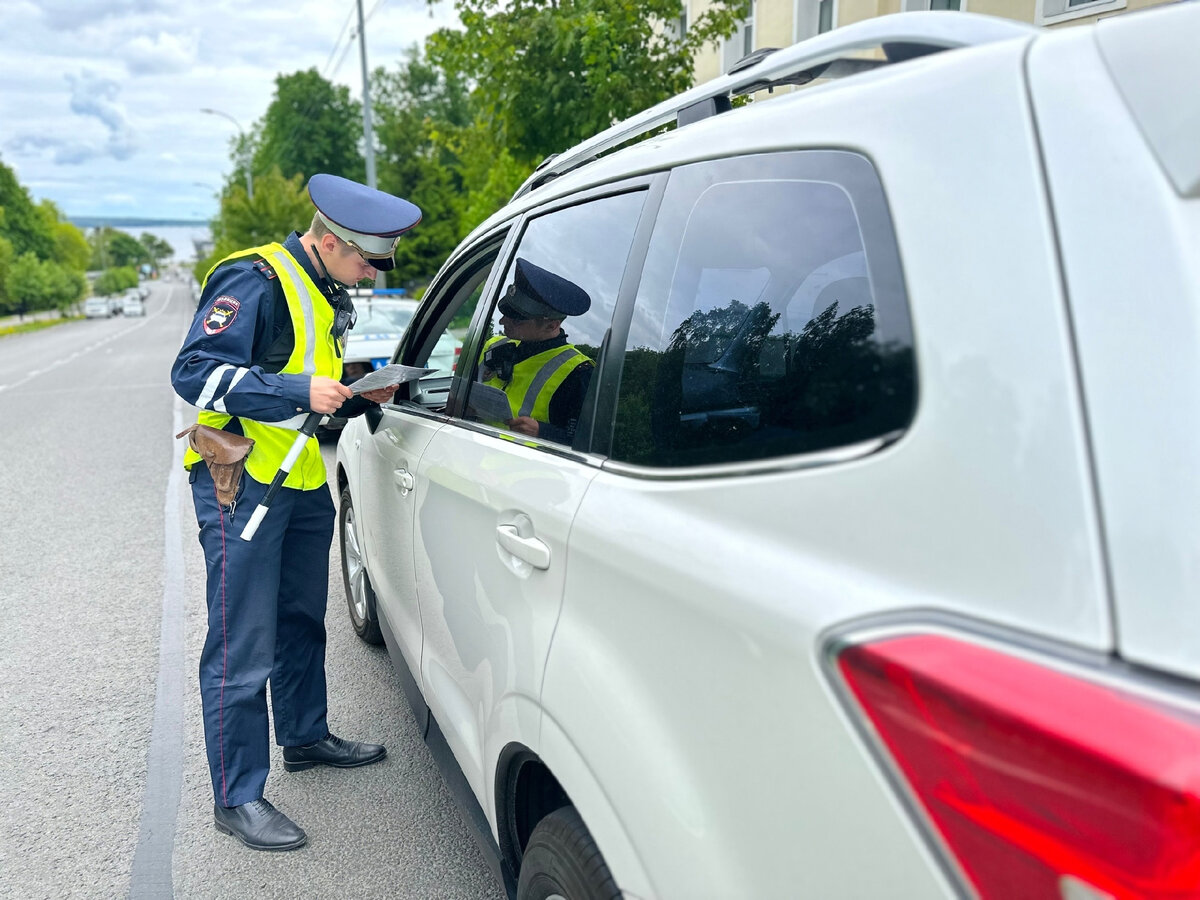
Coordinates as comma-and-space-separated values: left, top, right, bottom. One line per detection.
1, 0, 459, 223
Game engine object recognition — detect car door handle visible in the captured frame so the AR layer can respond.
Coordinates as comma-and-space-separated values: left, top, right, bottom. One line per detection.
393, 468, 414, 494
496, 525, 551, 570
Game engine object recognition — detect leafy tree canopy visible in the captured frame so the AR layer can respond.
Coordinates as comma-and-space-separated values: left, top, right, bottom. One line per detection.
88, 227, 148, 270
0, 158, 55, 261
140, 232, 174, 267
55, 221, 92, 274
374, 47, 474, 285
5, 252, 87, 315
251, 69, 366, 185
197, 167, 314, 283
94, 266, 140, 296
427, 0, 749, 165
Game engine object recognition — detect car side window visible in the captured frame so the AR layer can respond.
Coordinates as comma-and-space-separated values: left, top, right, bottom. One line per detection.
399, 244, 499, 410
461, 190, 647, 447
610, 151, 916, 468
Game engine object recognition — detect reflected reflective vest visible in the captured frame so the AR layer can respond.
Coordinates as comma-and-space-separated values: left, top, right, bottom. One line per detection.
183, 242, 342, 490
480, 335, 589, 425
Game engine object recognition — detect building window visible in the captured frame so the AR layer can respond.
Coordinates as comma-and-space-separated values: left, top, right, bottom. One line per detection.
818, 0, 835, 33
722, 7, 755, 73
902, 0, 963, 10
665, 2, 688, 41
1035, 0, 1126, 25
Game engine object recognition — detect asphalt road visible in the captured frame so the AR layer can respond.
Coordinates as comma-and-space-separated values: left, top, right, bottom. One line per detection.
0, 279, 505, 899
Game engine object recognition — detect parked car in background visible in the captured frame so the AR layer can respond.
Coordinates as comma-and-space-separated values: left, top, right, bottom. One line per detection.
122, 293, 145, 317
83, 296, 111, 319
339, 297, 421, 384
106, 295, 123, 316
335, 7, 1200, 899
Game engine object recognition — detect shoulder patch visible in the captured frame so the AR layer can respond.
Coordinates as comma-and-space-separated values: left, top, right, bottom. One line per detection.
203, 296, 241, 335
252, 259, 278, 280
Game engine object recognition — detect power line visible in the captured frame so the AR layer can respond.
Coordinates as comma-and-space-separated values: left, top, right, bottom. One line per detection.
255, 0, 386, 180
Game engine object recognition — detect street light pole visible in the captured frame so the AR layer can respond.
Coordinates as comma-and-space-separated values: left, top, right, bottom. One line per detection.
200, 107, 254, 201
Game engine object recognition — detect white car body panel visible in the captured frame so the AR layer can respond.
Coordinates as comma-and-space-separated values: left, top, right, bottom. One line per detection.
331, 6, 1198, 897
356, 407, 445, 679
1029, 15, 1200, 679
410, 425, 597, 804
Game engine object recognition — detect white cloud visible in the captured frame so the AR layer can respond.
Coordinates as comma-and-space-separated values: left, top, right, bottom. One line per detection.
0, 0, 459, 221
124, 30, 199, 75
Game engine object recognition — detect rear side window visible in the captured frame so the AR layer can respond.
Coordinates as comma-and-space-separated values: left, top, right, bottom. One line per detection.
611, 151, 915, 468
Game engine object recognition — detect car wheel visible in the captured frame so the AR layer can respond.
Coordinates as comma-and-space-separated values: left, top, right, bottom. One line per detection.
339, 487, 383, 645
517, 806, 620, 900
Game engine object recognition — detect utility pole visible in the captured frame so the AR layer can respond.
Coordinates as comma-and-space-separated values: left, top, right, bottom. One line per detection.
356, 0, 384, 287
357, 0, 377, 190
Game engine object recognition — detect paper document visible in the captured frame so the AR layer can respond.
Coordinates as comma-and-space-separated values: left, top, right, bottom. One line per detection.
466, 383, 515, 421
348, 364, 437, 395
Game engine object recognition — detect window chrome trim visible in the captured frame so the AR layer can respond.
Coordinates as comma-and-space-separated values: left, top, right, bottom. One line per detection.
599, 430, 902, 481
443, 415, 607, 467
379, 401, 453, 426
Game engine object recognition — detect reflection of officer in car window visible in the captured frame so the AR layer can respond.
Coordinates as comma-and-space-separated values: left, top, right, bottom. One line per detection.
479, 258, 593, 444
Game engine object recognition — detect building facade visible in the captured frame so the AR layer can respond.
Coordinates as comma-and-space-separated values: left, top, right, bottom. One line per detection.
689, 0, 1174, 83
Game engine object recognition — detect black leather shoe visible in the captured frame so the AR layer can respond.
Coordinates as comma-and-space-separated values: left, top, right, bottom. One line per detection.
213, 798, 307, 851
282, 733, 387, 772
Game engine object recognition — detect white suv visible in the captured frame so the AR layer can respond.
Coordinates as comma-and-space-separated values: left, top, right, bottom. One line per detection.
335, 7, 1200, 899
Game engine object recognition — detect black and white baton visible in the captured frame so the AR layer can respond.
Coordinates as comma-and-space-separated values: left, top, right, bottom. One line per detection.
240, 412, 321, 541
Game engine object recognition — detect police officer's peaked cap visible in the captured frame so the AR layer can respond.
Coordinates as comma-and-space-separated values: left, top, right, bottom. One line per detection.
505, 257, 591, 319
308, 173, 421, 272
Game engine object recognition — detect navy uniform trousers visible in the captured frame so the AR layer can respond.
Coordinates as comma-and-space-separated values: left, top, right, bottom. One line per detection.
190, 462, 333, 808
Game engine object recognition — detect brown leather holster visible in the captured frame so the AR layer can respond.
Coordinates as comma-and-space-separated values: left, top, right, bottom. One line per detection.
176, 424, 255, 506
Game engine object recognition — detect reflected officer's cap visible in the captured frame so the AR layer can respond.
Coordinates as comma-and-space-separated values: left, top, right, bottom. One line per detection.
307, 173, 422, 272
502, 257, 591, 320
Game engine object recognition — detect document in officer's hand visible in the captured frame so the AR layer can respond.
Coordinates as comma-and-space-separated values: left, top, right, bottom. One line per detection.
348, 364, 437, 395
466, 383, 515, 422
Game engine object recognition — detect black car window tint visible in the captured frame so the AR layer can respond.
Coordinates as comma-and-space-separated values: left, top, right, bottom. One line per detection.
611, 151, 916, 469
462, 190, 647, 443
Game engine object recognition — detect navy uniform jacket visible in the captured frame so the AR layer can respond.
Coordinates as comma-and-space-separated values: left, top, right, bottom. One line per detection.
172, 231, 371, 426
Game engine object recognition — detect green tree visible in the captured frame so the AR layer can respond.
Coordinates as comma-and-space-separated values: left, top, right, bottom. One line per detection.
196, 167, 313, 283
251, 69, 365, 185
94, 266, 140, 296
427, 0, 749, 166
5, 252, 87, 316
55, 221, 92, 274
139, 233, 174, 269
88, 227, 148, 269
374, 47, 474, 284
0, 234, 14, 313
0, 158, 55, 260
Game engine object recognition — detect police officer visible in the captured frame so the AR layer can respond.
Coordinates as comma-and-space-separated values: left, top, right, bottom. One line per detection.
171, 173, 420, 851
479, 258, 594, 444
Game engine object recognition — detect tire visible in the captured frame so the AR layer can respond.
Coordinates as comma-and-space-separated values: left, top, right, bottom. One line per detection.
517, 806, 620, 900
339, 487, 383, 644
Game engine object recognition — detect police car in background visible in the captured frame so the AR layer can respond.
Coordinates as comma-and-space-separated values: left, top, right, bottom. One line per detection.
335, 6, 1200, 899
321, 293, 462, 437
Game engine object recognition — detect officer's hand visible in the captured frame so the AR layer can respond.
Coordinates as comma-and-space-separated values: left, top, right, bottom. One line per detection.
310, 376, 354, 414
361, 385, 398, 404
508, 416, 540, 437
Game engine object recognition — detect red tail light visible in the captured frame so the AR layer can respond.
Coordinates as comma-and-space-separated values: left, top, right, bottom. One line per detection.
453, 345, 461, 372
834, 633, 1200, 899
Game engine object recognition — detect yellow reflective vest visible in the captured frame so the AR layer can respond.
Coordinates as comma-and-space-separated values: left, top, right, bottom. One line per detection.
183, 242, 342, 491
479, 334, 590, 425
